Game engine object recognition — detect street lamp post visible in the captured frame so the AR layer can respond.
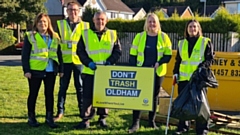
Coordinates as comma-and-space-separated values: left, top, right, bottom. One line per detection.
200, 0, 207, 17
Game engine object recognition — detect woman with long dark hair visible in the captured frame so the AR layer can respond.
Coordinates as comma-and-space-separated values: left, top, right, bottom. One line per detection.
172, 20, 215, 135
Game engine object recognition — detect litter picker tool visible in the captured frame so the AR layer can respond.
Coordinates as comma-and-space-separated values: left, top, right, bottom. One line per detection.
165, 75, 177, 135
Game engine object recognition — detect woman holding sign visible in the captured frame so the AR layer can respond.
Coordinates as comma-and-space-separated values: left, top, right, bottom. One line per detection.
172, 20, 214, 135
128, 13, 172, 133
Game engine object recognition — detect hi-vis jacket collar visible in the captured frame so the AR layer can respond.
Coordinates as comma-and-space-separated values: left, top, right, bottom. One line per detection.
91, 27, 108, 34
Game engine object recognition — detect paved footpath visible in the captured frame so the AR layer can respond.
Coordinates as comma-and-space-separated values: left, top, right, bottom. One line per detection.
0, 55, 21, 66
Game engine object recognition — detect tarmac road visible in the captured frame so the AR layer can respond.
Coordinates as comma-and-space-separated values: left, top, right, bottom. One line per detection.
0, 55, 21, 66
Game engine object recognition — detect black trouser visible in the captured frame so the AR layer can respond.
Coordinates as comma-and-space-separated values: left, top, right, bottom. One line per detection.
57, 63, 82, 114
177, 81, 209, 134
27, 72, 56, 113
131, 75, 164, 124
80, 74, 108, 120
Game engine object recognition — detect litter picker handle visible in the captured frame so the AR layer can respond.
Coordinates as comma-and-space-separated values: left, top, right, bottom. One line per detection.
165, 75, 177, 135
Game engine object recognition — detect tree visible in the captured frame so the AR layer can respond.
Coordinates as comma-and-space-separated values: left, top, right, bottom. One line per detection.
0, 0, 47, 25
171, 9, 180, 19
82, 5, 100, 28
0, 0, 47, 42
154, 10, 166, 20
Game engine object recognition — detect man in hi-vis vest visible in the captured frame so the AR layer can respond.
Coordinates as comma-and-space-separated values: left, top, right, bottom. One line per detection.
74, 11, 121, 129
54, 1, 89, 121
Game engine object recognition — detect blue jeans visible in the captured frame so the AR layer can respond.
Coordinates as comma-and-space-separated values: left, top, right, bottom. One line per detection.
57, 63, 83, 114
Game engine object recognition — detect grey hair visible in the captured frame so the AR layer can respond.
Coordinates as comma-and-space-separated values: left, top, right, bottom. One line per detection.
93, 11, 108, 19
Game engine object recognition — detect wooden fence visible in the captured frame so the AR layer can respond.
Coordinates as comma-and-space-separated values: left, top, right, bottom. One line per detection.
117, 32, 233, 64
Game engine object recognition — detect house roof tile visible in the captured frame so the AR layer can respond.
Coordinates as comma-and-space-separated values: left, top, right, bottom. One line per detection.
101, 0, 134, 13
131, 8, 142, 16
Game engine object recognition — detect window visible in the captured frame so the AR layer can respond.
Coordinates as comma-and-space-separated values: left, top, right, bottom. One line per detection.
226, 3, 237, 14
111, 12, 116, 18
124, 14, 129, 19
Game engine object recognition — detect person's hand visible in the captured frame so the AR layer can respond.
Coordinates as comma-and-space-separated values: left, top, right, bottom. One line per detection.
58, 73, 64, 77
24, 72, 31, 79
173, 74, 178, 84
154, 62, 159, 69
88, 62, 97, 70
104, 61, 111, 65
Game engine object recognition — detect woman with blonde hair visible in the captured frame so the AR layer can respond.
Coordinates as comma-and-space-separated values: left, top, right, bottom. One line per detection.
172, 19, 214, 135
128, 13, 172, 133
21, 13, 63, 128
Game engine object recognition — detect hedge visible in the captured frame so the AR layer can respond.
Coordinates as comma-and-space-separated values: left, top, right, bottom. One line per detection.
106, 8, 240, 34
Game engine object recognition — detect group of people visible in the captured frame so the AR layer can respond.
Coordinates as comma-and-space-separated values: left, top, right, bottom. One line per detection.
21, 1, 214, 135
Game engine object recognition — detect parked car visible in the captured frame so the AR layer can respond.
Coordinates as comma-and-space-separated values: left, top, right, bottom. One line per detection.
15, 41, 23, 50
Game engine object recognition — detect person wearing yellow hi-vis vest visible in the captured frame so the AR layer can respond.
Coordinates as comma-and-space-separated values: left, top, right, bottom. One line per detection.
173, 20, 214, 135
74, 11, 121, 129
54, 2, 90, 121
21, 13, 63, 129
128, 13, 172, 133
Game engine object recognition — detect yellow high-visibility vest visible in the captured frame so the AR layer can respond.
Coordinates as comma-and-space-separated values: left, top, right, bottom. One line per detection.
130, 31, 172, 77
26, 31, 59, 71
82, 29, 117, 75
178, 36, 210, 81
57, 20, 89, 64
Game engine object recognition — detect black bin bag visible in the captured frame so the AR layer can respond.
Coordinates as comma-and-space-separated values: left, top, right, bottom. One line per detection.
170, 66, 218, 123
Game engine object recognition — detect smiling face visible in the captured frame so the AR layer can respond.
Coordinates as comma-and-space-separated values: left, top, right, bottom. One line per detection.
36, 16, 48, 34
67, 4, 80, 22
143, 13, 160, 33
93, 12, 108, 31
187, 21, 199, 37
147, 16, 157, 33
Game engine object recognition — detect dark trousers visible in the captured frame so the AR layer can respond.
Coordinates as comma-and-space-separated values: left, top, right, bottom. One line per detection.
177, 81, 209, 134
132, 75, 164, 124
27, 72, 56, 113
80, 74, 108, 120
57, 63, 83, 114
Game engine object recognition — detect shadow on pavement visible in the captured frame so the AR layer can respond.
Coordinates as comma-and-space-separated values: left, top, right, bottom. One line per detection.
0, 59, 21, 66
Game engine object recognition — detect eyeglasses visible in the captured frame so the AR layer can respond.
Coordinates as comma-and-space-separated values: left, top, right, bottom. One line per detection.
67, 8, 79, 12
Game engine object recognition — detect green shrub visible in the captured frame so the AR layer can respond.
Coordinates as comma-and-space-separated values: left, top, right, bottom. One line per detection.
0, 28, 17, 54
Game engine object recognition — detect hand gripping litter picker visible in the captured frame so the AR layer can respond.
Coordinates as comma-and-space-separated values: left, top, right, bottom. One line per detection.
165, 75, 177, 135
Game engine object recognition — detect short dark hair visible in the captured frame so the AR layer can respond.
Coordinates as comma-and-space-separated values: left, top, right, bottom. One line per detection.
66, 1, 79, 8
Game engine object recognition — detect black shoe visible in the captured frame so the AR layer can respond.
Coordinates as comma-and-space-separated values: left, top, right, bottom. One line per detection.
28, 118, 40, 127
128, 122, 139, 133
148, 122, 159, 130
46, 112, 59, 128
45, 119, 59, 128
27, 112, 40, 127
73, 120, 90, 129
98, 118, 108, 128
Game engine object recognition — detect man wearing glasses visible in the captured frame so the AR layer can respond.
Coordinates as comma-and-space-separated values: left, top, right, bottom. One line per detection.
54, 1, 89, 121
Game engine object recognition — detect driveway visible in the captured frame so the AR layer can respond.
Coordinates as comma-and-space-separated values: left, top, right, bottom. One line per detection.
0, 55, 21, 66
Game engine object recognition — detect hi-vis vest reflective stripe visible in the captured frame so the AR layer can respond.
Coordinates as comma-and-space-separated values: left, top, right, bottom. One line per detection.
57, 20, 89, 64
130, 31, 171, 77
82, 29, 116, 75
26, 31, 59, 71
178, 36, 209, 81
